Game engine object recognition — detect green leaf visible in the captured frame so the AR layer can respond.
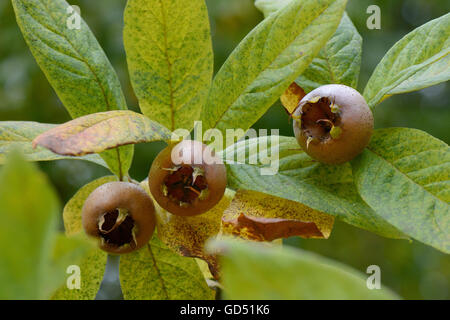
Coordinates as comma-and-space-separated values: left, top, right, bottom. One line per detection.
295, 13, 362, 91
120, 236, 214, 300
11, 0, 134, 177
124, 0, 213, 132
0, 121, 107, 167
255, 1, 362, 91
0, 150, 58, 299
202, 0, 347, 144
51, 247, 107, 300
351, 128, 450, 253
33, 111, 171, 157
211, 239, 400, 300
11, 0, 126, 115
254, 0, 292, 17
63, 176, 117, 236
363, 13, 450, 109
222, 136, 404, 239
0, 151, 91, 299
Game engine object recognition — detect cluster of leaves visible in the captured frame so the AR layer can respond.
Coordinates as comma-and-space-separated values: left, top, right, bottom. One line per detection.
0, 0, 448, 299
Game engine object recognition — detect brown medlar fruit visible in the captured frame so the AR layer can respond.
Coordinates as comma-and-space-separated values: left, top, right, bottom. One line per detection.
82, 181, 156, 254
292, 84, 374, 164
148, 140, 227, 216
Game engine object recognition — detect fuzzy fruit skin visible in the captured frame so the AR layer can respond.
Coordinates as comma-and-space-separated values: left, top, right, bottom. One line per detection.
293, 84, 373, 164
82, 181, 156, 254
148, 140, 227, 216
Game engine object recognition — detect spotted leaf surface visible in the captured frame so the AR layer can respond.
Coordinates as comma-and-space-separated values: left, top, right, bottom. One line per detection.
223, 136, 404, 239
141, 180, 234, 279
11, 0, 134, 177
202, 0, 347, 144
352, 128, 450, 253
124, 0, 213, 131
222, 190, 334, 241
33, 111, 171, 157
364, 13, 450, 109
51, 247, 107, 300
0, 121, 107, 167
120, 236, 214, 300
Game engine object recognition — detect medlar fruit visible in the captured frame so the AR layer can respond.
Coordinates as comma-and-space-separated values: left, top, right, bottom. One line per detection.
82, 181, 156, 254
148, 140, 227, 216
292, 84, 373, 164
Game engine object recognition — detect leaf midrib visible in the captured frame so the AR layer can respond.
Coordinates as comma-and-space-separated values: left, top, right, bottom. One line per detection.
146, 244, 169, 299
37, 112, 168, 143
158, 0, 175, 131
35, 1, 114, 113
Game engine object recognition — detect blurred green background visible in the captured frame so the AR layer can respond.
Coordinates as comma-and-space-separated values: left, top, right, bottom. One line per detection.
0, 0, 449, 299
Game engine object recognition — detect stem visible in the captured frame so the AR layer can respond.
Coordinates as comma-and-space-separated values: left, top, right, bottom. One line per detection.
115, 148, 124, 181
95, 255, 124, 300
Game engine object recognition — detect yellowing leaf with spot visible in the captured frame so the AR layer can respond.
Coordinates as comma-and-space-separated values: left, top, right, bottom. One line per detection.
141, 180, 233, 279
155, 189, 234, 280
124, 0, 213, 132
33, 111, 171, 157
222, 190, 334, 241
51, 248, 107, 300
0, 121, 107, 167
120, 236, 214, 300
280, 82, 306, 114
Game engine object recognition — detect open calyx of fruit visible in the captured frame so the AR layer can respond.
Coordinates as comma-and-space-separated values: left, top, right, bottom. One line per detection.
292, 84, 374, 164
82, 181, 156, 254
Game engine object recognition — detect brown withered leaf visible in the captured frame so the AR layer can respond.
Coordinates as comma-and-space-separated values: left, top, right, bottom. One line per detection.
280, 82, 306, 114
222, 190, 334, 241
32, 111, 171, 156
140, 180, 234, 280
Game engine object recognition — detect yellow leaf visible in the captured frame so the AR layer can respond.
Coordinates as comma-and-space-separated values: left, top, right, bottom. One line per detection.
280, 82, 306, 114
140, 180, 234, 279
33, 111, 170, 156
222, 190, 334, 241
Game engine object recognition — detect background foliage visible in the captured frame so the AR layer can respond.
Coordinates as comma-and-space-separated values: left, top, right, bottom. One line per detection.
0, 0, 449, 299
